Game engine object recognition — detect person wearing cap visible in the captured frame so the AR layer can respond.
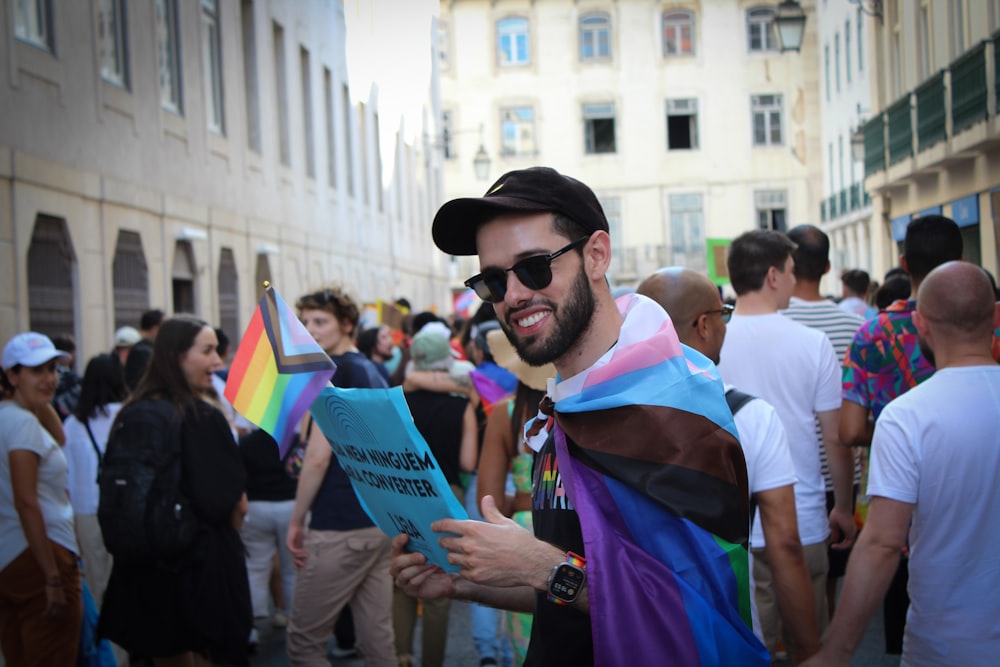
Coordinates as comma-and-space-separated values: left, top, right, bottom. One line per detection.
124, 308, 165, 391
0, 332, 83, 664
113, 326, 142, 367
390, 167, 766, 666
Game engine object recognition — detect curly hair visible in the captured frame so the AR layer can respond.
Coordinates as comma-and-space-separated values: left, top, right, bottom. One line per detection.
296, 286, 361, 337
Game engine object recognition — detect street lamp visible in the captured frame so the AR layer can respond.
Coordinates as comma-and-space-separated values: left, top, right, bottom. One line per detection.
774, 0, 807, 53
428, 122, 492, 181
473, 144, 491, 181
851, 104, 870, 162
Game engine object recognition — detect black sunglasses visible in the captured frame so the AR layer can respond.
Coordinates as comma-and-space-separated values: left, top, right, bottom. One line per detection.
465, 236, 590, 303
693, 303, 734, 327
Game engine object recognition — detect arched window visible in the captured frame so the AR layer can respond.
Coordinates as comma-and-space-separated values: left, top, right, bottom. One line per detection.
497, 16, 530, 66
112, 230, 150, 329
580, 13, 611, 61
663, 10, 695, 56
747, 7, 777, 52
217, 247, 239, 345
27, 215, 76, 341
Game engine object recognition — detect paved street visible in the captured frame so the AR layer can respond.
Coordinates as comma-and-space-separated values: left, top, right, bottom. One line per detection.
252, 599, 903, 666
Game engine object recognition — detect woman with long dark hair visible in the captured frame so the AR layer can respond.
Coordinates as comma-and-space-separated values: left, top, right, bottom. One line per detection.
98, 316, 252, 666
63, 353, 128, 608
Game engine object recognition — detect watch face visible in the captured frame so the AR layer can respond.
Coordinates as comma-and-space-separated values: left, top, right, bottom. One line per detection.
550, 563, 585, 601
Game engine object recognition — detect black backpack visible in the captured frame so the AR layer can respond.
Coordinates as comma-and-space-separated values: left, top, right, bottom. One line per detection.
98, 398, 198, 561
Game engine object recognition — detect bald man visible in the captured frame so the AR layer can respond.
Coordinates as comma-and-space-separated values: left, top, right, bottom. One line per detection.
637, 268, 819, 661
805, 262, 1000, 667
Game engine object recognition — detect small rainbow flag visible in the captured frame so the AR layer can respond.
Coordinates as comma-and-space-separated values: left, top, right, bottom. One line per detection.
225, 285, 336, 456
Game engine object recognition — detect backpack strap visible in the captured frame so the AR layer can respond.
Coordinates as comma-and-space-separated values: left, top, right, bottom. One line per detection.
83, 418, 102, 484
725, 388, 756, 417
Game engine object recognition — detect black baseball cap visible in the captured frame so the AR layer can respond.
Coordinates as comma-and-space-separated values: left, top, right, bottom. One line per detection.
431, 167, 609, 256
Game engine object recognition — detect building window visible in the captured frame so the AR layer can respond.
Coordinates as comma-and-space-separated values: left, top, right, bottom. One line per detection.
583, 103, 616, 154
751, 94, 783, 146
662, 10, 695, 56
500, 106, 535, 157
343, 83, 354, 195
665, 98, 698, 150
156, 0, 182, 113
27, 215, 76, 341
824, 45, 831, 101
112, 230, 149, 331
273, 21, 290, 165
240, 0, 259, 150
755, 190, 787, 232
919, 3, 931, 78
580, 12, 611, 61
98, 0, 128, 87
324, 68, 335, 186
438, 19, 450, 70
747, 7, 777, 52
202, 0, 224, 134
14, 0, 53, 51
834, 33, 841, 93
950, 0, 967, 58
857, 8, 863, 71
301, 46, 314, 178
497, 16, 530, 67
669, 194, 704, 262
845, 20, 851, 83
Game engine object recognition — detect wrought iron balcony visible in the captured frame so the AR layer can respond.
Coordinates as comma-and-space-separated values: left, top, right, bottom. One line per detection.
863, 114, 885, 175
951, 41, 988, 134
887, 96, 913, 166
820, 200, 827, 222
839, 188, 848, 214
916, 71, 946, 151
850, 183, 862, 211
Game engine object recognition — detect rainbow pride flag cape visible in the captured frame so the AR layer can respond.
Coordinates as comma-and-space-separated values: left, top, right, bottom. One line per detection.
550, 293, 767, 666
225, 285, 336, 457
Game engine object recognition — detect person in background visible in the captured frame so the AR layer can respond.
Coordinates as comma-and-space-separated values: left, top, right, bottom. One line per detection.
124, 309, 164, 391
394, 328, 479, 667
51, 333, 82, 421
98, 316, 252, 666
874, 273, 911, 311
0, 332, 82, 664
214, 328, 232, 380
62, 354, 128, 607
839, 270, 877, 320
475, 328, 555, 666
113, 326, 142, 367
356, 325, 395, 384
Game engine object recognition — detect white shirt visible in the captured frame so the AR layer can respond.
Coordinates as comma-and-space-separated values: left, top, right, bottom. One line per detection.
719, 313, 841, 546
868, 366, 1000, 666
63, 404, 122, 515
0, 401, 78, 570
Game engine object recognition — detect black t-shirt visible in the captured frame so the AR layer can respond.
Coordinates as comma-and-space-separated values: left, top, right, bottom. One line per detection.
309, 351, 389, 531
404, 390, 467, 487
523, 433, 593, 667
239, 430, 297, 502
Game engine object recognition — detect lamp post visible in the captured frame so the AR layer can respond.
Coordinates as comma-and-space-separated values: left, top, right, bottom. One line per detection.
428, 123, 492, 181
774, 0, 807, 53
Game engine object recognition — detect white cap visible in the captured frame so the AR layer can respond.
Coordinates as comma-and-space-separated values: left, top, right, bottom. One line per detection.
2, 332, 70, 371
114, 326, 142, 348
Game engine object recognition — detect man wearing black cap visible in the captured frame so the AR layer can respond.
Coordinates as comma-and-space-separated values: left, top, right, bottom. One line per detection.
391, 168, 765, 666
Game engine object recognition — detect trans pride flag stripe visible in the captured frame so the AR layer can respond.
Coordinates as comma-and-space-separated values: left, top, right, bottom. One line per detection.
551, 293, 767, 666
225, 285, 336, 456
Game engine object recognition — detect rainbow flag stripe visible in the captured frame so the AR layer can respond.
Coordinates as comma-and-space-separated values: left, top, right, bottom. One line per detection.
551, 293, 767, 666
224, 286, 336, 455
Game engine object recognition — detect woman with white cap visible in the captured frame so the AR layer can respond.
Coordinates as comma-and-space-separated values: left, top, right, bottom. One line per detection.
0, 332, 82, 664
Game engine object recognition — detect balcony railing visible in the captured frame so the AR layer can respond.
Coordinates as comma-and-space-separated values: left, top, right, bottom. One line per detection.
887, 96, 913, 166
828, 194, 838, 219
916, 71, 946, 151
863, 114, 886, 175
820, 200, 827, 222
850, 183, 861, 210
951, 41, 988, 134
839, 188, 848, 214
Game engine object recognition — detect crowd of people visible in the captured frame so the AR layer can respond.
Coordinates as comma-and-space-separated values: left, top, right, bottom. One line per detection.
1, 166, 998, 666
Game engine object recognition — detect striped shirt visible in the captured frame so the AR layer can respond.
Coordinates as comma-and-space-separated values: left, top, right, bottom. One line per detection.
782, 297, 864, 489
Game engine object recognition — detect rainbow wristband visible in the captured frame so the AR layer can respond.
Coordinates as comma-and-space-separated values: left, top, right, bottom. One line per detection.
546, 551, 587, 605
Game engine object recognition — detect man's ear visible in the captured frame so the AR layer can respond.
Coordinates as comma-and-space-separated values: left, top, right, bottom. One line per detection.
912, 310, 931, 339
584, 231, 612, 280
764, 265, 779, 290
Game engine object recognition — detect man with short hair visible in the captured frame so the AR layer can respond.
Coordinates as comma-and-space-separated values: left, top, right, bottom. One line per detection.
637, 267, 819, 661
804, 262, 1000, 666
783, 225, 864, 618
124, 309, 164, 390
839, 215, 964, 652
839, 269, 876, 319
391, 168, 767, 665
718, 230, 856, 661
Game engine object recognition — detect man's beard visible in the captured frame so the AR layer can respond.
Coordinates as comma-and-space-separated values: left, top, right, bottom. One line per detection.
918, 335, 936, 368
502, 267, 595, 367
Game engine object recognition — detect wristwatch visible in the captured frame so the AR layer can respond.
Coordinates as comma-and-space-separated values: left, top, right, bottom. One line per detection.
546, 551, 586, 605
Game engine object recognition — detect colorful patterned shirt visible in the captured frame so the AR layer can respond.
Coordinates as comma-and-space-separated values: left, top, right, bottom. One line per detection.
842, 299, 932, 421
